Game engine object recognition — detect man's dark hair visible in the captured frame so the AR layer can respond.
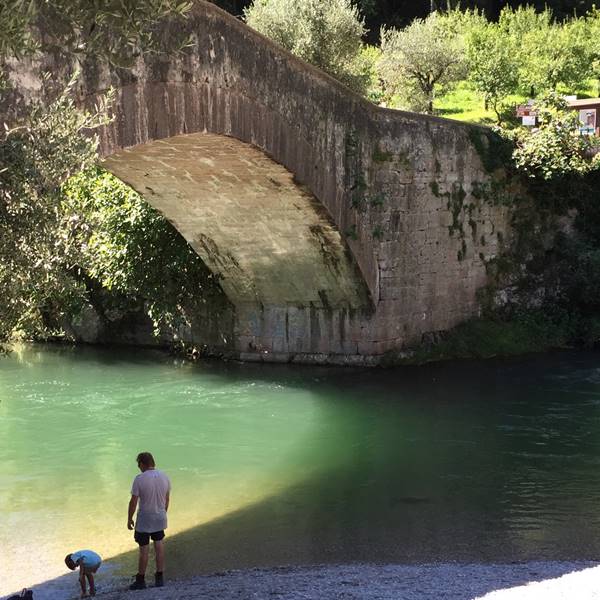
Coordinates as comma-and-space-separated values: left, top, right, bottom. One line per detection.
136, 452, 156, 468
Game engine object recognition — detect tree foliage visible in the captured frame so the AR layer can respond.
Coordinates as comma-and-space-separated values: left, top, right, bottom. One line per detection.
0, 77, 112, 342
216, 0, 600, 38
0, 0, 192, 65
244, 0, 371, 94
378, 13, 467, 113
527, 22, 588, 94
586, 8, 600, 96
467, 23, 518, 121
62, 169, 222, 333
0, 2, 198, 345
371, 4, 600, 116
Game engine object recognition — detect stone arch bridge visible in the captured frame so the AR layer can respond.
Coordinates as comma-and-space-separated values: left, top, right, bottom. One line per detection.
9, 1, 511, 364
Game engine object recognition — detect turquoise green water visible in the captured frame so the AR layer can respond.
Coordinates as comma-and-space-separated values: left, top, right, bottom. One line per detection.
2, 345, 600, 596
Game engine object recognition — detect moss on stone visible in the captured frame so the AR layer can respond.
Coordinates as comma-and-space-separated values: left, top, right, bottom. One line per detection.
372, 225, 384, 240
468, 128, 513, 175
369, 193, 385, 208
344, 224, 358, 240
383, 310, 579, 366
372, 146, 393, 163
468, 218, 477, 239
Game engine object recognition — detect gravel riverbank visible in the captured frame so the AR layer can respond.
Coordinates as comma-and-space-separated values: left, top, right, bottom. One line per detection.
91, 562, 600, 600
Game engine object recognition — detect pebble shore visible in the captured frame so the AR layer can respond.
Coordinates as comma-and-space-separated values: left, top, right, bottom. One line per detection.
93, 562, 600, 600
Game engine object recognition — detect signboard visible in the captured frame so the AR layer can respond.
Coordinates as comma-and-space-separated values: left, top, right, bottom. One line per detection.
516, 105, 531, 117
522, 115, 536, 127
579, 109, 597, 135
516, 100, 536, 118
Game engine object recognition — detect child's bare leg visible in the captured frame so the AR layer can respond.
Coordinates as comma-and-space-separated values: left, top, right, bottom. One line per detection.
78, 568, 87, 597
86, 572, 95, 596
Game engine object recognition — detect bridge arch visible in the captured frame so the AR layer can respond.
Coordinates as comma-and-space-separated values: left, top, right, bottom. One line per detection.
7, 1, 513, 363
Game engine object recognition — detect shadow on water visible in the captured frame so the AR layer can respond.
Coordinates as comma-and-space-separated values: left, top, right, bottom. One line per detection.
21, 465, 600, 599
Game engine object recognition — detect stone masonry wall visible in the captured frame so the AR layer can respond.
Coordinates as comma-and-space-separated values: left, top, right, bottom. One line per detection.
4, 1, 513, 364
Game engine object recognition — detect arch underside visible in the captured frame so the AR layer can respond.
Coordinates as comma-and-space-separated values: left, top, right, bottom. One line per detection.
104, 133, 371, 356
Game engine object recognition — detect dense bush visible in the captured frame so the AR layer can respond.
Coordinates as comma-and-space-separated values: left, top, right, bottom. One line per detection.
0, 78, 111, 342
509, 92, 595, 180
0, 1, 196, 345
63, 169, 220, 334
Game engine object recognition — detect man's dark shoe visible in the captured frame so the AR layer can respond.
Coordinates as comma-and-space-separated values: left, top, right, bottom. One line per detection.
155, 572, 164, 587
129, 574, 146, 590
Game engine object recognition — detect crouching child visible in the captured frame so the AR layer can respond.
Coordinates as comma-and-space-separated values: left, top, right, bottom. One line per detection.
65, 550, 102, 598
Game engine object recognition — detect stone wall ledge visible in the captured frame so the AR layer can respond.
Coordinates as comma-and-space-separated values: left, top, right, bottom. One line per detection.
238, 351, 382, 367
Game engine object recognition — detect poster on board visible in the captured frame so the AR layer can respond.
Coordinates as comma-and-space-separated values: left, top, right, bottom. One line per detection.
522, 115, 536, 126
579, 109, 597, 135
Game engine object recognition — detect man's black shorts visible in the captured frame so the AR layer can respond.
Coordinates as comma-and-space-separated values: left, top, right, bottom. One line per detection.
134, 530, 165, 546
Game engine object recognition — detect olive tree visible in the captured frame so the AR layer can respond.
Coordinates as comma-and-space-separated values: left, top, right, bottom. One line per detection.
378, 13, 467, 113
499, 7, 590, 96
244, 0, 371, 94
467, 23, 519, 122
0, 0, 192, 66
586, 8, 600, 96
0, 79, 112, 342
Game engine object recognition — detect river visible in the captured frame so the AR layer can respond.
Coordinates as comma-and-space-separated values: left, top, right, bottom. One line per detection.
2, 345, 600, 597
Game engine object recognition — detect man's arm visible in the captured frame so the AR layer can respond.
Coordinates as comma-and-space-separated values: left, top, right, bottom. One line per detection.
128, 494, 138, 530
165, 491, 170, 512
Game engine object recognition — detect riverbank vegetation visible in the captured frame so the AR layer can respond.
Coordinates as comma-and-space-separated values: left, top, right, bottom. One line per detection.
0, 88, 217, 345
0, 1, 205, 347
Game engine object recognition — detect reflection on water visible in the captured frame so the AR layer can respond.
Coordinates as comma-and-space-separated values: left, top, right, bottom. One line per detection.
2, 345, 600, 596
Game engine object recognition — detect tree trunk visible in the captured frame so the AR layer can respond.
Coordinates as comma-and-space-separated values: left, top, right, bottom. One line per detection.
492, 100, 502, 124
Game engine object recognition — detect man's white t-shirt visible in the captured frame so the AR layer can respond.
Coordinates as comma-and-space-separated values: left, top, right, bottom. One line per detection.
131, 469, 171, 533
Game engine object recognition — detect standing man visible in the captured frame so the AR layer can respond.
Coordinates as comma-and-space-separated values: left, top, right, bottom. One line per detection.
127, 451, 171, 590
